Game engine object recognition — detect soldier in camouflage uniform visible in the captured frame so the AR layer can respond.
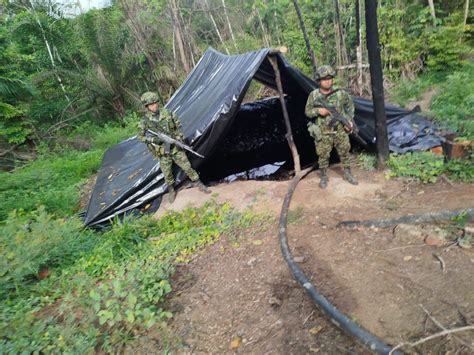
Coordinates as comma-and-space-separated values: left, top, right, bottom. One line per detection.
305, 65, 358, 189
138, 92, 210, 203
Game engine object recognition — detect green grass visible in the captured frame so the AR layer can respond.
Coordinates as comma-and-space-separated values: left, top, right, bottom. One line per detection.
0, 201, 265, 353
0, 116, 139, 222
390, 62, 474, 140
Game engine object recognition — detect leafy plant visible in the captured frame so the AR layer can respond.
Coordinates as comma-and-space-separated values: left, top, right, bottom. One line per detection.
387, 152, 473, 183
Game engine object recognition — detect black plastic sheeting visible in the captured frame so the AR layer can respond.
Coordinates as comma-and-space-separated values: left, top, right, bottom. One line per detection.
84, 48, 444, 226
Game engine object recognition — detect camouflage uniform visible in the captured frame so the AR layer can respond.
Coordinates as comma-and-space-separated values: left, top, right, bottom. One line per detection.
138, 108, 200, 186
305, 88, 354, 169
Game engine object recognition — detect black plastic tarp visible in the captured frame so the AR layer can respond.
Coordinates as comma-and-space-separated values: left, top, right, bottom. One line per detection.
84, 48, 444, 226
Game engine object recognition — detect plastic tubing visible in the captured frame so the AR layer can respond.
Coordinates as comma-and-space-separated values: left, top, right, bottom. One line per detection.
278, 168, 402, 354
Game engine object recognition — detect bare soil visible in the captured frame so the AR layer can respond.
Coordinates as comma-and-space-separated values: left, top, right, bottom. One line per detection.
148, 166, 474, 353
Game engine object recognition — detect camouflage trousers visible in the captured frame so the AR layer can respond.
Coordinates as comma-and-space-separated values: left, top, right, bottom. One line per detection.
150, 145, 200, 186
315, 129, 352, 169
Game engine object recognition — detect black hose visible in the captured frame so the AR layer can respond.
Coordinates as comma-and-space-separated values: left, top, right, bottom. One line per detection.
337, 208, 474, 229
278, 168, 402, 354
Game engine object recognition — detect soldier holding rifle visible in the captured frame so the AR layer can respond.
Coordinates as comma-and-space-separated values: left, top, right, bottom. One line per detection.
305, 65, 359, 189
138, 92, 210, 203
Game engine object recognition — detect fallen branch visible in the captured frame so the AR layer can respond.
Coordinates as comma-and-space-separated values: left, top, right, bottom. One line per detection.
420, 304, 474, 351
432, 253, 446, 273
389, 325, 474, 354
337, 208, 474, 229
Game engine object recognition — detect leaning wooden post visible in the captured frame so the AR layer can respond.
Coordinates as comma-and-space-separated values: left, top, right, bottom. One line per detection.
268, 48, 301, 173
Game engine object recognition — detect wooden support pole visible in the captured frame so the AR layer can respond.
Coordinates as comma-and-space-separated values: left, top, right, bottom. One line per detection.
268, 55, 301, 173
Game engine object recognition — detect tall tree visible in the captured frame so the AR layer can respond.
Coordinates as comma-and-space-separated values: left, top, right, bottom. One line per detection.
355, 0, 363, 95
292, 0, 317, 78
169, 0, 191, 72
365, 0, 388, 169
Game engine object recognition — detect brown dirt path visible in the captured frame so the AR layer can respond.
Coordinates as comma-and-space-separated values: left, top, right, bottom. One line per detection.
149, 167, 474, 353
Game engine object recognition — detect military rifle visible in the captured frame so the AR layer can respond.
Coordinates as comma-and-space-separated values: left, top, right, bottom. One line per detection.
147, 129, 205, 158
322, 104, 368, 147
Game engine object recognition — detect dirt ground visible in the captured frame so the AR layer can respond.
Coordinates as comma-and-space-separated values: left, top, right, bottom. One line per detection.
147, 166, 474, 354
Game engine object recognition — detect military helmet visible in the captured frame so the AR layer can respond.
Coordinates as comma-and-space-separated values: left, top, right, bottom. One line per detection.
316, 65, 336, 80
140, 92, 159, 106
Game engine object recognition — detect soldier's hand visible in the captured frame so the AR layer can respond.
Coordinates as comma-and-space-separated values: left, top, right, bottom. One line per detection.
318, 108, 330, 116
344, 121, 354, 133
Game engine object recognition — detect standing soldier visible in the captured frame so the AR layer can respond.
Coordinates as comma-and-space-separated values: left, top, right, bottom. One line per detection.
138, 91, 210, 203
305, 65, 358, 188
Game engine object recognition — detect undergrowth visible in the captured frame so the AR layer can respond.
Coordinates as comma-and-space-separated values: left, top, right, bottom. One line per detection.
0, 114, 139, 222
387, 152, 474, 183
0, 201, 265, 353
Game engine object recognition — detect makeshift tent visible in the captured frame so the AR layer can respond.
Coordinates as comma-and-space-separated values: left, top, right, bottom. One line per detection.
84, 48, 444, 226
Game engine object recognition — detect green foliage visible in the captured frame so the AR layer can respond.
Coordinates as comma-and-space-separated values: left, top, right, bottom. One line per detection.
388, 152, 445, 183
0, 201, 264, 353
389, 74, 435, 107
0, 207, 98, 298
424, 13, 469, 72
0, 149, 102, 221
356, 153, 377, 171
387, 152, 474, 183
430, 63, 474, 140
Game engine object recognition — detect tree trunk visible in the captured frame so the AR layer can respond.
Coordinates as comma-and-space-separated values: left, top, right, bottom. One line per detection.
255, 7, 271, 48
169, 0, 191, 72
203, 0, 230, 55
28, 0, 70, 103
120, 0, 158, 70
428, 0, 436, 22
292, 0, 317, 79
334, 0, 349, 66
365, 0, 389, 169
221, 0, 237, 51
268, 55, 301, 173
273, 0, 282, 45
464, 0, 470, 28
356, 0, 363, 95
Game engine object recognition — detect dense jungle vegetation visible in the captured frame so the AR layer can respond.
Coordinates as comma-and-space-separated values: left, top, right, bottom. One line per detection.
0, 0, 472, 352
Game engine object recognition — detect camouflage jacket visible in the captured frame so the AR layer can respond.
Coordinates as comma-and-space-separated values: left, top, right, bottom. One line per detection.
305, 88, 354, 132
137, 108, 185, 147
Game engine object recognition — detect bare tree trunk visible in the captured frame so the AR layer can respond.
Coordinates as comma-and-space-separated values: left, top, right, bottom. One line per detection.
221, 0, 237, 51
292, 0, 317, 79
120, 0, 158, 70
203, 0, 230, 55
178, 11, 196, 67
428, 0, 436, 21
365, 0, 389, 169
464, 0, 470, 28
334, 0, 349, 66
273, 0, 282, 45
255, 7, 271, 48
172, 26, 177, 71
169, 0, 191, 72
356, 0, 363, 95
28, 0, 70, 103
268, 55, 301, 173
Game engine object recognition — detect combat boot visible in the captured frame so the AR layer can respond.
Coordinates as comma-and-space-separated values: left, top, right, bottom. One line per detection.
343, 167, 358, 185
319, 168, 329, 189
195, 180, 211, 194
168, 186, 177, 203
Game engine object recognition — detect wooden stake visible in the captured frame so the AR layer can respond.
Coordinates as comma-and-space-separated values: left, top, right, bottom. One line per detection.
268, 55, 301, 173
